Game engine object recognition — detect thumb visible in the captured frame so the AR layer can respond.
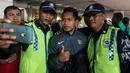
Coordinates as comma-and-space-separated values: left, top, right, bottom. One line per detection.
4, 18, 11, 23
0, 18, 11, 24
61, 45, 65, 53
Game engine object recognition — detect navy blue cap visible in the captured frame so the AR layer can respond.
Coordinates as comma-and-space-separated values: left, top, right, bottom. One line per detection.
39, 1, 56, 14
83, 3, 105, 16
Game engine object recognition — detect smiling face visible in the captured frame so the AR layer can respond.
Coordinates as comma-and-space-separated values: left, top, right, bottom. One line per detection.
84, 13, 106, 32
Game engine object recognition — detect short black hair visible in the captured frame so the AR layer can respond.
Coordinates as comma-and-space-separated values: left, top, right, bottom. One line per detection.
62, 7, 78, 20
4, 5, 21, 16
113, 12, 123, 20
77, 16, 81, 21
51, 21, 61, 34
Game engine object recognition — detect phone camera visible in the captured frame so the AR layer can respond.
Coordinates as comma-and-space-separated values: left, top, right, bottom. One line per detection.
21, 32, 26, 37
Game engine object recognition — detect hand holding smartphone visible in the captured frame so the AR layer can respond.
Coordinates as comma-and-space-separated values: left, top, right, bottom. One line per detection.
2, 23, 33, 44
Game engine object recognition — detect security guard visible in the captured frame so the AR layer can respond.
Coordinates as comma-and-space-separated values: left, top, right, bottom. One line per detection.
83, 3, 120, 73
20, 1, 57, 73
0, 1, 57, 73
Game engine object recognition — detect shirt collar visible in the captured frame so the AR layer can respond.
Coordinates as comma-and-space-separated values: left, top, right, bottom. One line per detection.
34, 20, 50, 34
99, 23, 109, 34
61, 28, 77, 36
92, 23, 109, 36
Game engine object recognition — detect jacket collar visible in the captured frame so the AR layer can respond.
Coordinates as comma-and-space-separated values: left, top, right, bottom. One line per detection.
34, 20, 50, 34
92, 23, 109, 37
61, 28, 77, 36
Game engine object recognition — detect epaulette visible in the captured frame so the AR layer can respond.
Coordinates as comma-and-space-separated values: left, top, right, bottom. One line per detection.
109, 25, 120, 30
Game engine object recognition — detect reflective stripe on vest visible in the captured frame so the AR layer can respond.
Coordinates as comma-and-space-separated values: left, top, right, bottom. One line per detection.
87, 26, 120, 73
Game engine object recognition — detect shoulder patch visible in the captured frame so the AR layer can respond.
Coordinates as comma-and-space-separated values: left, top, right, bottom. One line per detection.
77, 39, 82, 45
103, 38, 110, 48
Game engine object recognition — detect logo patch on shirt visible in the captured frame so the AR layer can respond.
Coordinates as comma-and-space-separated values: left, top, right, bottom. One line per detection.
77, 39, 82, 45
58, 41, 64, 45
103, 39, 110, 48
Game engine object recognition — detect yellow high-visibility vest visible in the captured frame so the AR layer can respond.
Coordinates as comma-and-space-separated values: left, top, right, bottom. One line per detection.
20, 22, 51, 73
87, 26, 120, 73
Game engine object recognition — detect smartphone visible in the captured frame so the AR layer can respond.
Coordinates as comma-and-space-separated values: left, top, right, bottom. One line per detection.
2, 23, 33, 44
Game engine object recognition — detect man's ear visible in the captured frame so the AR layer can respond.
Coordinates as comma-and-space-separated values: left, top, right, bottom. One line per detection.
75, 19, 78, 27
102, 14, 106, 20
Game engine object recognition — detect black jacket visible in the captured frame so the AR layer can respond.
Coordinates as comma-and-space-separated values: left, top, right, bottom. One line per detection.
48, 29, 88, 73
78, 27, 92, 37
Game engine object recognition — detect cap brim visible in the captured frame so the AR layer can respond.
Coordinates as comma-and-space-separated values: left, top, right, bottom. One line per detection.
40, 7, 56, 14
83, 11, 100, 16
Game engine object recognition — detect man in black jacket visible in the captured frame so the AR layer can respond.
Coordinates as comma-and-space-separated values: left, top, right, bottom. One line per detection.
48, 7, 88, 73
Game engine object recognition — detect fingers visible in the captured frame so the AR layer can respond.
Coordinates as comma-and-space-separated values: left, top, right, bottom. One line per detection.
61, 46, 65, 53
0, 59, 8, 64
63, 51, 70, 61
0, 40, 17, 47
8, 53, 17, 63
0, 34, 16, 40
0, 34, 16, 48
0, 27, 14, 33
4, 19, 11, 23
65, 51, 70, 56
0, 18, 13, 33
0, 53, 17, 64
0, 28, 16, 48
0, 28, 16, 40
0, 18, 11, 24
5, 40, 17, 44
59, 46, 70, 62
0, 19, 16, 49
0, 44, 10, 49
